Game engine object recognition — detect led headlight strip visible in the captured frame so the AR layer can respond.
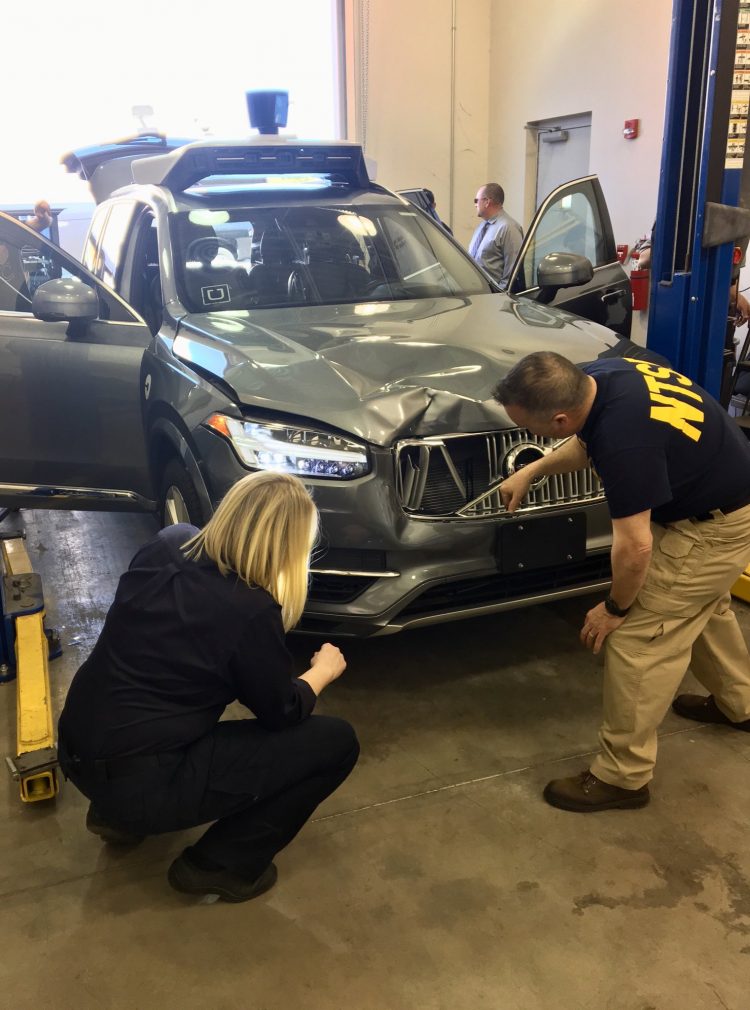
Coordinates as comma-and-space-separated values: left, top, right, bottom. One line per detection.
205, 414, 369, 480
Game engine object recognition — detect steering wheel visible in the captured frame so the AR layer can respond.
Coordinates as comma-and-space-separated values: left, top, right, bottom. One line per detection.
186, 236, 236, 264
288, 266, 313, 303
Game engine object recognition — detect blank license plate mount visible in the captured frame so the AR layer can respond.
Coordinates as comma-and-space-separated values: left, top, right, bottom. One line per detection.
496, 513, 587, 574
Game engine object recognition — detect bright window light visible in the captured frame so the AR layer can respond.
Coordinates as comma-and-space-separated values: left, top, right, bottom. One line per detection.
2, 0, 342, 205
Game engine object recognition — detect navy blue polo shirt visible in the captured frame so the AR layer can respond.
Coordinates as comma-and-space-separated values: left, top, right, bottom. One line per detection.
579, 358, 750, 523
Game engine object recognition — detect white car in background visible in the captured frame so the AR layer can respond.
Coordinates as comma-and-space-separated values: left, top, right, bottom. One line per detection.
0, 203, 94, 260
2, 134, 195, 261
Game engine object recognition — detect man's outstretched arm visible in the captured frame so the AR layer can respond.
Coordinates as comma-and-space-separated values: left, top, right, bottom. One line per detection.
499, 436, 589, 512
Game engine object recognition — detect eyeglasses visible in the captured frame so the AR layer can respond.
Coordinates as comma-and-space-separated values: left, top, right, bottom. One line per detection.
474, 197, 486, 204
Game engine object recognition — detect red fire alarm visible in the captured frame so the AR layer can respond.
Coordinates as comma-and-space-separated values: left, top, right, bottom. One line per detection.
624, 119, 639, 140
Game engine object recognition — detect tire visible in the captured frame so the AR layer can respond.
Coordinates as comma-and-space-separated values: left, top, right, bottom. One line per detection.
159, 458, 205, 528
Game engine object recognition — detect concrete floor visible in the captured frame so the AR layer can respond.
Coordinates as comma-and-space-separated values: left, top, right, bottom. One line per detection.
1, 510, 750, 1010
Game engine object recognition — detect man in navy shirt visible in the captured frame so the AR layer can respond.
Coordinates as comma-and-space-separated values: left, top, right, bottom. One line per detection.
494, 352, 750, 812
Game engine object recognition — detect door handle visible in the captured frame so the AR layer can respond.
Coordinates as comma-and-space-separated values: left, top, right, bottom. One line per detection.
601, 289, 625, 304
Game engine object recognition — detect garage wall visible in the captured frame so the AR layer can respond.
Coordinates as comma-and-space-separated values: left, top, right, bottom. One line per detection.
346, 0, 673, 254
487, 1, 673, 252
345, 0, 492, 246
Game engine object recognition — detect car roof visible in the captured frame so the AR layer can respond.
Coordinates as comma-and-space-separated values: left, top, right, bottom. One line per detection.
64, 135, 376, 205
130, 138, 371, 193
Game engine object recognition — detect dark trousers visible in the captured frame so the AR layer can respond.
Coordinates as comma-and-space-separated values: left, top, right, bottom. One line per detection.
59, 716, 359, 877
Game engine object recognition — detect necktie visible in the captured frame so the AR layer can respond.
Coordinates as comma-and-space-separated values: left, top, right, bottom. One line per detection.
471, 221, 490, 259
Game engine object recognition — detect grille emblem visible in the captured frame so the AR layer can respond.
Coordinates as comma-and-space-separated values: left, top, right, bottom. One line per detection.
502, 442, 549, 489
396, 429, 603, 519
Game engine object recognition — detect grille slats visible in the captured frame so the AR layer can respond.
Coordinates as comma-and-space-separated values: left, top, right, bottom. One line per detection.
396, 429, 603, 519
400, 554, 613, 616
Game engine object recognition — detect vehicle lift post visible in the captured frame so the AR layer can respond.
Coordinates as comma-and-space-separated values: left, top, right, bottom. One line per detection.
647, 0, 750, 396
1, 531, 61, 802
648, 0, 750, 603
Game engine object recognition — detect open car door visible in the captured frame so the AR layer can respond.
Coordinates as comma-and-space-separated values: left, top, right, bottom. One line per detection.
508, 176, 632, 337
0, 212, 155, 512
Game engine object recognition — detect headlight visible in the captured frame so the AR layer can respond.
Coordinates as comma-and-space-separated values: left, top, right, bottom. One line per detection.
205, 414, 370, 479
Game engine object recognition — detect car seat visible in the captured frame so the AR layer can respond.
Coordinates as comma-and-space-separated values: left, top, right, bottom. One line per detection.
244, 229, 298, 306
304, 241, 370, 303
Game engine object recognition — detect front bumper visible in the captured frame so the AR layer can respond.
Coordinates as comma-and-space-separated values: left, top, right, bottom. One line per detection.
195, 431, 613, 637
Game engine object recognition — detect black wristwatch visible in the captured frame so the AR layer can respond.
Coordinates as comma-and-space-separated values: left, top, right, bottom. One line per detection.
604, 594, 631, 617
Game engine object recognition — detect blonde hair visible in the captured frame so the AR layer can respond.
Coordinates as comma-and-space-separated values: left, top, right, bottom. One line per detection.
183, 471, 318, 631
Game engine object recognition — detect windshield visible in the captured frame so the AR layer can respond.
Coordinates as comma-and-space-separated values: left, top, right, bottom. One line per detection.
172, 204, 492, 312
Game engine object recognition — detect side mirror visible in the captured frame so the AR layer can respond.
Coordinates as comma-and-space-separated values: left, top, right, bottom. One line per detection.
536, 253, 594, 304
32, 277, 99, 324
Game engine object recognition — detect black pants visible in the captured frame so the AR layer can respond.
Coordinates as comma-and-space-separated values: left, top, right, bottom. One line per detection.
59, 716, 359, 877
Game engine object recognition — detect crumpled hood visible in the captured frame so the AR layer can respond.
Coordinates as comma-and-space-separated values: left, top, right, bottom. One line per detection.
173, 293, 618, 445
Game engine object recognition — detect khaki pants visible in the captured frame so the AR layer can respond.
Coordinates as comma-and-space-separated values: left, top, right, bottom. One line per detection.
590, 503, 750, 790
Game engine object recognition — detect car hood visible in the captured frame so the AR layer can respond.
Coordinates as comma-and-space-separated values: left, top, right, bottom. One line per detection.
173, 293, 619, 445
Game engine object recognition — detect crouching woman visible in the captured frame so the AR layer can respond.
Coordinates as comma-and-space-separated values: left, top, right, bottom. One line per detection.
58, 471, 359, 902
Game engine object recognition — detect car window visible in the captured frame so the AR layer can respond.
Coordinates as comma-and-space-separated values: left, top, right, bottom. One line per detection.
82, 204, 109, 274
0, 206, 60, 245
125, 211, 163, 335
379, 212, 455, 294
171, 204, 491, 312
0, 215, 138, 323
518, 188, 606, 292
98, 201, 136, 289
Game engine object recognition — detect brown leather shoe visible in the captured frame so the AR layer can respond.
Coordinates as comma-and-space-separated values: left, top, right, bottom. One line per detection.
672, 693, 750, 731
543, 771, 650, 812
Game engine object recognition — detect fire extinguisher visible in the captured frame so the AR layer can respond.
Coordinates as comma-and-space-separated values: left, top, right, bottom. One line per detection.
630, 250, 650, 311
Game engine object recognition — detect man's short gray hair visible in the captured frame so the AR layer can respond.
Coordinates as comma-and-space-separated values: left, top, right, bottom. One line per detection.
483, 183, 505, 206
493, 351, 589, 415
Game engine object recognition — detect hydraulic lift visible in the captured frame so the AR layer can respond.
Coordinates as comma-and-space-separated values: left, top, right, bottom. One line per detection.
647, 0, 750, 602
648, 0, 750, 395
1, 526, 61, 802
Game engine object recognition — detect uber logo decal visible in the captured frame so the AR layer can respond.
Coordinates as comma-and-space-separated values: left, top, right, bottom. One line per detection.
201, 284, 231, 306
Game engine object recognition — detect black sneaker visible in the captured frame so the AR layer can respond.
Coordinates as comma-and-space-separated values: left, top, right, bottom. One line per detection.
543, 770, 650, 813
672, 693, 750, 731
86, 804, 145, 846
167, 850, 278, 903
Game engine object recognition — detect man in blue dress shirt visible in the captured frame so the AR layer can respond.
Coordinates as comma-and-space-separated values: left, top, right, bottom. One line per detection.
468, 183, 523, 291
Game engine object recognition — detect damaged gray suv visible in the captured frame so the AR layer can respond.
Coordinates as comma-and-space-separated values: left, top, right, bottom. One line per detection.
0, 136, 650, 635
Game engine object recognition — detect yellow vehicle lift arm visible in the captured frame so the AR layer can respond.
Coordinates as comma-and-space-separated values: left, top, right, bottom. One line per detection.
1, 536, 59, 802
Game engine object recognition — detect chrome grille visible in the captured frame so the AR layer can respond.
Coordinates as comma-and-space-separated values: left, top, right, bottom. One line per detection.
395, 429, 604, 519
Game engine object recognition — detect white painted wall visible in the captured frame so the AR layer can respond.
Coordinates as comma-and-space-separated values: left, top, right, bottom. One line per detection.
346, 0, 491, 247
347, 0, 672, 257
487, 1, 673, 252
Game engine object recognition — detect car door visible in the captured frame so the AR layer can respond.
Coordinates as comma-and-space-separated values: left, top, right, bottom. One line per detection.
508, 176, 632, 337
0, 212, 155, 511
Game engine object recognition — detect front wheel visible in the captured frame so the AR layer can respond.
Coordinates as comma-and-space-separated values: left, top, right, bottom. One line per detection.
159, 458, 206, 528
